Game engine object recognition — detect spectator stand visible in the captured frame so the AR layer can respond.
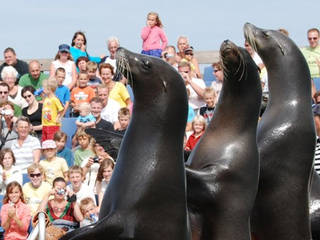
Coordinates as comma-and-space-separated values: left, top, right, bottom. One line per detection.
61, 118, 77, 149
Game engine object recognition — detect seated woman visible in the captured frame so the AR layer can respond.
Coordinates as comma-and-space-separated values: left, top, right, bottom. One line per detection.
0, 181, 31, 240
1, 66, 27, 109
21, 86, 43, 139
38, 177, 83, 232
0, 101, 18, 148
99, 63, 132, 108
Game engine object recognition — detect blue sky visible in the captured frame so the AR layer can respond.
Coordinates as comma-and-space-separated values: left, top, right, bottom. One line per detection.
1, 0, 319, 59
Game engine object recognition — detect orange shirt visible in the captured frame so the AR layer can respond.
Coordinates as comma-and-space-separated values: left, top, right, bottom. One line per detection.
71, 86, 95, 106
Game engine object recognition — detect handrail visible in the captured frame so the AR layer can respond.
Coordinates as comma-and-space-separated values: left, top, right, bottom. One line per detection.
27, 211, 46, 240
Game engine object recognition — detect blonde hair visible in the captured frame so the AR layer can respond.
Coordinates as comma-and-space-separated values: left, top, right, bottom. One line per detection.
203, 87, 216, 99
192, 115, 207, 131
118, 107, 130, 118
68, 165, 84, 177
43, 77, 58, 92
78, 102, 91, 114
79, 197, 96, 215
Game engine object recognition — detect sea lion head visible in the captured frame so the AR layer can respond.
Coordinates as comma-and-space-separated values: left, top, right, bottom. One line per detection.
243, 23, 293, 65
219, 40, 259, 84
116, 48, 187, 105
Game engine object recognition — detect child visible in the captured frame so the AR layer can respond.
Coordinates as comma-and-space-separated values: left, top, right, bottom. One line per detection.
42, 77, 64, 141
76, 102, 96, 130
39, 139, 69, 185
49, 44, 77, 89
0, 181, 31, 240
141, 11, 168, 58
181, 46, 201, 78
73, 130, 95, 166
87, 61, 101, 88
95, 158, 115, 206
54, 131, 74, 167
0, 148, 22, 194
114, 107, 130, 135
66, 166, 96, 204
55, 67, 71, 117
70, 72, 95, 117
79, 197, 99, 227
199, 87, 216, 124
185, 115, 206, 151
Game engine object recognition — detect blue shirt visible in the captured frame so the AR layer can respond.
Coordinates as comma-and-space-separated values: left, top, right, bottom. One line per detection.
57, 146, 74, 167
77, 113, 96, 123
55, 85, 70, 105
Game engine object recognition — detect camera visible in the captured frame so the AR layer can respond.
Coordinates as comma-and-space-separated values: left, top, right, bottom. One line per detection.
57, 189, 65, 195
0, 109, 12, 116
164, 52, 168, 59
93, 157, 99, 163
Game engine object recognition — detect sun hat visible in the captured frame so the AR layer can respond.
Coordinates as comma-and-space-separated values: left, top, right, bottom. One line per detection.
42, 140, 57, 149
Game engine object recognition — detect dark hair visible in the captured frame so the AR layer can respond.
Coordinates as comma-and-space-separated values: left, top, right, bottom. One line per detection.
3, 47, 16, 55
76, 56, 89, 67
0, 82, 9, 91
0, 148, 16, 167
3, 181, 25, 204
90, 97, 104, 105
212, 61, 222, 70
21, 86, 36, 98
308, 28, 320, 35
99, 63, 114, 75
52, 177, 66, 187
53, 131, 67, 142
96, 158, 115, 182
71, 31, 87, 47
55, 67, 66, 75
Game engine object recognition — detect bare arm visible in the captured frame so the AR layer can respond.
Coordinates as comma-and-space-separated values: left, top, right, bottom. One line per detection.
191, 58, 202, 79
49, 63, 56, 77
33, 149, 41, 163
73, 202, 83, 222
68, 63, 78, 90
61, 101, 70, 118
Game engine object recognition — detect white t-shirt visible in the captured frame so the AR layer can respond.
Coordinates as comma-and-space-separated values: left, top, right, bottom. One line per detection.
52, 60, 74, 86
66, 183, 96, 204
101, 99, 121, 124
187, 77, 206, 110
81, 159, 100, 193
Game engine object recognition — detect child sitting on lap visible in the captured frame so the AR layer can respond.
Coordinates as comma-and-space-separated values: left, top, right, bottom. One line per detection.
75, 102, 96, 130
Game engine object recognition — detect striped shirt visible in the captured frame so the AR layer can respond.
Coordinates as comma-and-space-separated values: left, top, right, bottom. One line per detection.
11, 135, 41, 173
314, 140, 320, 174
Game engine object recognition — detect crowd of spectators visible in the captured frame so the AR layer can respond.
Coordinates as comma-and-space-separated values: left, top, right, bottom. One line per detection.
0, 20, 319, 238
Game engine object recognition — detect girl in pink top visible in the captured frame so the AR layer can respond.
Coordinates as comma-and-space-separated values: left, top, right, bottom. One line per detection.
141, 12, 168, 58
1, 181, 31, 240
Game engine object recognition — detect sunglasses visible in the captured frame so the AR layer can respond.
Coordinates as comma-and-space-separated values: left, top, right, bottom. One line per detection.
185, 52, 194, 56
214, 69, 221, 73
308, 37, 318, 41
23, 94, 32, 99
30, 173, 41, 178
0, 91, 8, 95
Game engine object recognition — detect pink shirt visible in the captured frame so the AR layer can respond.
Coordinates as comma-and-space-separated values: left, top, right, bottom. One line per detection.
1, 200, 31, 240
141, 26, 168, 51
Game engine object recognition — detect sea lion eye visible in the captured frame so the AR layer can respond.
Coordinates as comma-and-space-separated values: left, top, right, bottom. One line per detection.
142, 60, 151, 69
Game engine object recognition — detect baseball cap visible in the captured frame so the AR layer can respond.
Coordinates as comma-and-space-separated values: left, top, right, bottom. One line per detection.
42, 140, 57, 149
58, 44, 70, 53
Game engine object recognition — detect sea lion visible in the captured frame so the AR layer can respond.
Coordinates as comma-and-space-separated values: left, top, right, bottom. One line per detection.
61, 48, 190, 239
186, 40, 261, 240
244, 23, 316, 240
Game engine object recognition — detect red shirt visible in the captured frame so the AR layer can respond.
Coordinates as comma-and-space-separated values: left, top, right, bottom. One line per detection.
185, 132, 204, 151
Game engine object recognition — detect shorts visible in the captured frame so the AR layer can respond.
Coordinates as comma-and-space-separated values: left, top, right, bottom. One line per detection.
42, 125, 60, 142
141, 49, 162, 58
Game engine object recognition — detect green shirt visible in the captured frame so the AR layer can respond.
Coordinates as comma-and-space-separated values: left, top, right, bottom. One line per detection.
301, 45, 320, 78
74, 148, 94, 166
19, 72, 48, 89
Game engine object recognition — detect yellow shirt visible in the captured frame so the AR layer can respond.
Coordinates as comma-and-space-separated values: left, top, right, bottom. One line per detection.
23, 181, 51, 216
39, 157, 69, 185
109, 82, 130, 108
42, 96, 64, 126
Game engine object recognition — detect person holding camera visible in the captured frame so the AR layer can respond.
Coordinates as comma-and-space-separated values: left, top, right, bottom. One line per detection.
161, 45, 178, 70
37, 177, 83, 232
0, 101, 18, 149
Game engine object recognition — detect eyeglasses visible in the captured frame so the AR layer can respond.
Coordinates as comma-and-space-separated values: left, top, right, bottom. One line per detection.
0, 91, 8, 95
181, 70, 189, 74
30, 173, 41, 178
185, 52, 193, 56
308, 37, 318, 41
23, 94, 32, 99
214, 69, 221, 73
